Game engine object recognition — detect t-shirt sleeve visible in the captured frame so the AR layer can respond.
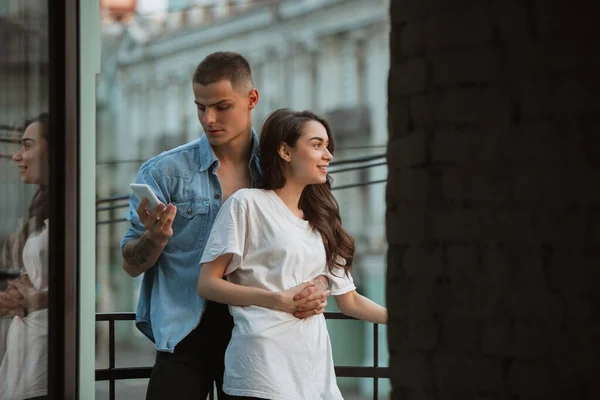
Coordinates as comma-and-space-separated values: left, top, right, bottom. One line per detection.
200, 197, 247, 275
324, 260, 356, 296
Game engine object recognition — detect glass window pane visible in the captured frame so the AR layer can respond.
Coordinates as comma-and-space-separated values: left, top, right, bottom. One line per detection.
0, 0, 50, 398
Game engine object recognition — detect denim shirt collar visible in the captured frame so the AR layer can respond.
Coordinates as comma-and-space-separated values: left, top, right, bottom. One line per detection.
198, 129, 260, 175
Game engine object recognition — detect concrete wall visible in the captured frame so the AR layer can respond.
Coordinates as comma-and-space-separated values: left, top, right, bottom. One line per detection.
386, 0, 600, 398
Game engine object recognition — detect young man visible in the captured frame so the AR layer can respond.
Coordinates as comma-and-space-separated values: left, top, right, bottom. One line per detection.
121, 52, 330, 400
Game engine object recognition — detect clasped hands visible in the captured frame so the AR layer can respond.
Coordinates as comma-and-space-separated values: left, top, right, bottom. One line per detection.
279, 277, 330, 319
0, 275, 44, 318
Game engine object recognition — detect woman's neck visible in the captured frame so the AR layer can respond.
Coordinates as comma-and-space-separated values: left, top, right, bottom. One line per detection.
273, 181, 306, 219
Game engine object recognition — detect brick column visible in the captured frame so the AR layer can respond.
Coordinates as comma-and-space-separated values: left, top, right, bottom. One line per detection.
386, 1, 599, 398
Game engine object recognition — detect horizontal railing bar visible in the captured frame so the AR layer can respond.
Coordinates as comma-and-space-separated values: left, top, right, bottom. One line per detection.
95, 366, 390, 381
323, 312, 356, 320
335, 366, 391, 378
96, 312, 136, 321
96, 202, 130, 212
96, 312, 359, 322
95, 153, 386, 167
328, 153, 385, 166
96, 194, 130, 204
328, 161, 387, 175
330, 179, 387, 191
0, 124, 23, 133
96, 367, 153, 381
96, 218, 128, 225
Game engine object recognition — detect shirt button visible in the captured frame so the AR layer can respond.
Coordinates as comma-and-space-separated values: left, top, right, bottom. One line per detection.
215, 193, 221, 199
187, 208, 193, 215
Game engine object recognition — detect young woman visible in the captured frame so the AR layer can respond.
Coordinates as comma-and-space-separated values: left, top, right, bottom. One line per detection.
0, 113, 50, 400
198, 108, 387, 400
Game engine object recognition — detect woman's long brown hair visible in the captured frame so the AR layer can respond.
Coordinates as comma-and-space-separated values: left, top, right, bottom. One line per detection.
258, 109, 355, 276
1, 113, 49, 270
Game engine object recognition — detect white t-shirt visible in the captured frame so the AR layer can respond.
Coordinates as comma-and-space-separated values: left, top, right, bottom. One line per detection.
201, 189, 355, 400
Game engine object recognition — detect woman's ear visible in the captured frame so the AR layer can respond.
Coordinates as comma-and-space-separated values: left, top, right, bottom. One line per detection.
278, 142, 291, 162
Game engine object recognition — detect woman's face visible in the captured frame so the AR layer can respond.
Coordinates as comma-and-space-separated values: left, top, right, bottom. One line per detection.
284, 120, 333, 186
12, 121, 48, 185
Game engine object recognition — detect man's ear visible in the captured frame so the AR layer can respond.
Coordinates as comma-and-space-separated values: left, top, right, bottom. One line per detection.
248, 88, 259, 110
278, 142, 291, 162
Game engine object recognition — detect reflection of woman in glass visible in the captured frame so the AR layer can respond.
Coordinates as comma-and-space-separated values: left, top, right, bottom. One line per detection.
0, 113, 49, 400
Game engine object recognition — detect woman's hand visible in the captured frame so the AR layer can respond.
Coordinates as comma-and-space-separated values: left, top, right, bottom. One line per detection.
273, 282, 330, 315
10, 280, 47, 315
293, 275, 330, 318
0, 287, 25, 317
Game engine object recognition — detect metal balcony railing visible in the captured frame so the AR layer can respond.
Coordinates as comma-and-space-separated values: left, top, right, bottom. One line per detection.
95, 154, 389, 399
96, 312, 389, 400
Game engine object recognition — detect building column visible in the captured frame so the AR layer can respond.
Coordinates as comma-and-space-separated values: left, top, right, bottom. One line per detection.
247, 50, 268, 125
386, 1, 600, 398
297, 36, 321, 111
164, 74, 181, 139
176, 74, 192, 142
186, 68, 201, 141
340, 32, 362, 107
151, 76, 166, 152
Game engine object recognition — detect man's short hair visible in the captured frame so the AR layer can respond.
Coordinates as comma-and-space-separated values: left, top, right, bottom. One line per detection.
192, 51, 254, 91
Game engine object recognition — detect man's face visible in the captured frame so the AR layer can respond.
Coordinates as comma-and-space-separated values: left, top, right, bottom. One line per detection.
192, 79, 258, 146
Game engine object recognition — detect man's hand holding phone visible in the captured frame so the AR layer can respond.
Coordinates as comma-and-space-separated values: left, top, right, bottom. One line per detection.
131, 184, 177, 247
136, 199, 177, 247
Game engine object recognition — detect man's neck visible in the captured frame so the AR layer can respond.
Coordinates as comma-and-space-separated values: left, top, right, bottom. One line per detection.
212, 128, 253, 166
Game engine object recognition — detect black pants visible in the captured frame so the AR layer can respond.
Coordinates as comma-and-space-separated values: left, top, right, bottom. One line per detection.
145, 301, 234, 400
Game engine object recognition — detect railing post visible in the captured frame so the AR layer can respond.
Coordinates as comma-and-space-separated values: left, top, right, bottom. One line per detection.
109, 319, 115, 400
373, 323, 379, 400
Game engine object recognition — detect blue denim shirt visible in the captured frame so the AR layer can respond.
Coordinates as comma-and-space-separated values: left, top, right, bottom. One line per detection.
120, 132, 261, 352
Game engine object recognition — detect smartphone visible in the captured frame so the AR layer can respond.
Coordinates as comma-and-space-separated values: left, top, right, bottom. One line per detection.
130, 183, 162, 210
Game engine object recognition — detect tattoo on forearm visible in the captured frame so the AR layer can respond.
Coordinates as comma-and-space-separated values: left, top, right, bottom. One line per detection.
124, 236, 157, 266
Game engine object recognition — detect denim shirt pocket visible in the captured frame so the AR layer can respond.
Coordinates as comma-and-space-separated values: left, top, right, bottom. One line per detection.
167, 197, 210, 251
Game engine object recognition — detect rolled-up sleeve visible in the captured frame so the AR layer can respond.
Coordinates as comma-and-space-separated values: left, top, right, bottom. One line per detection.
324, 260, 356, 296
120, 163, 168, 250
321, 257, 356, 296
